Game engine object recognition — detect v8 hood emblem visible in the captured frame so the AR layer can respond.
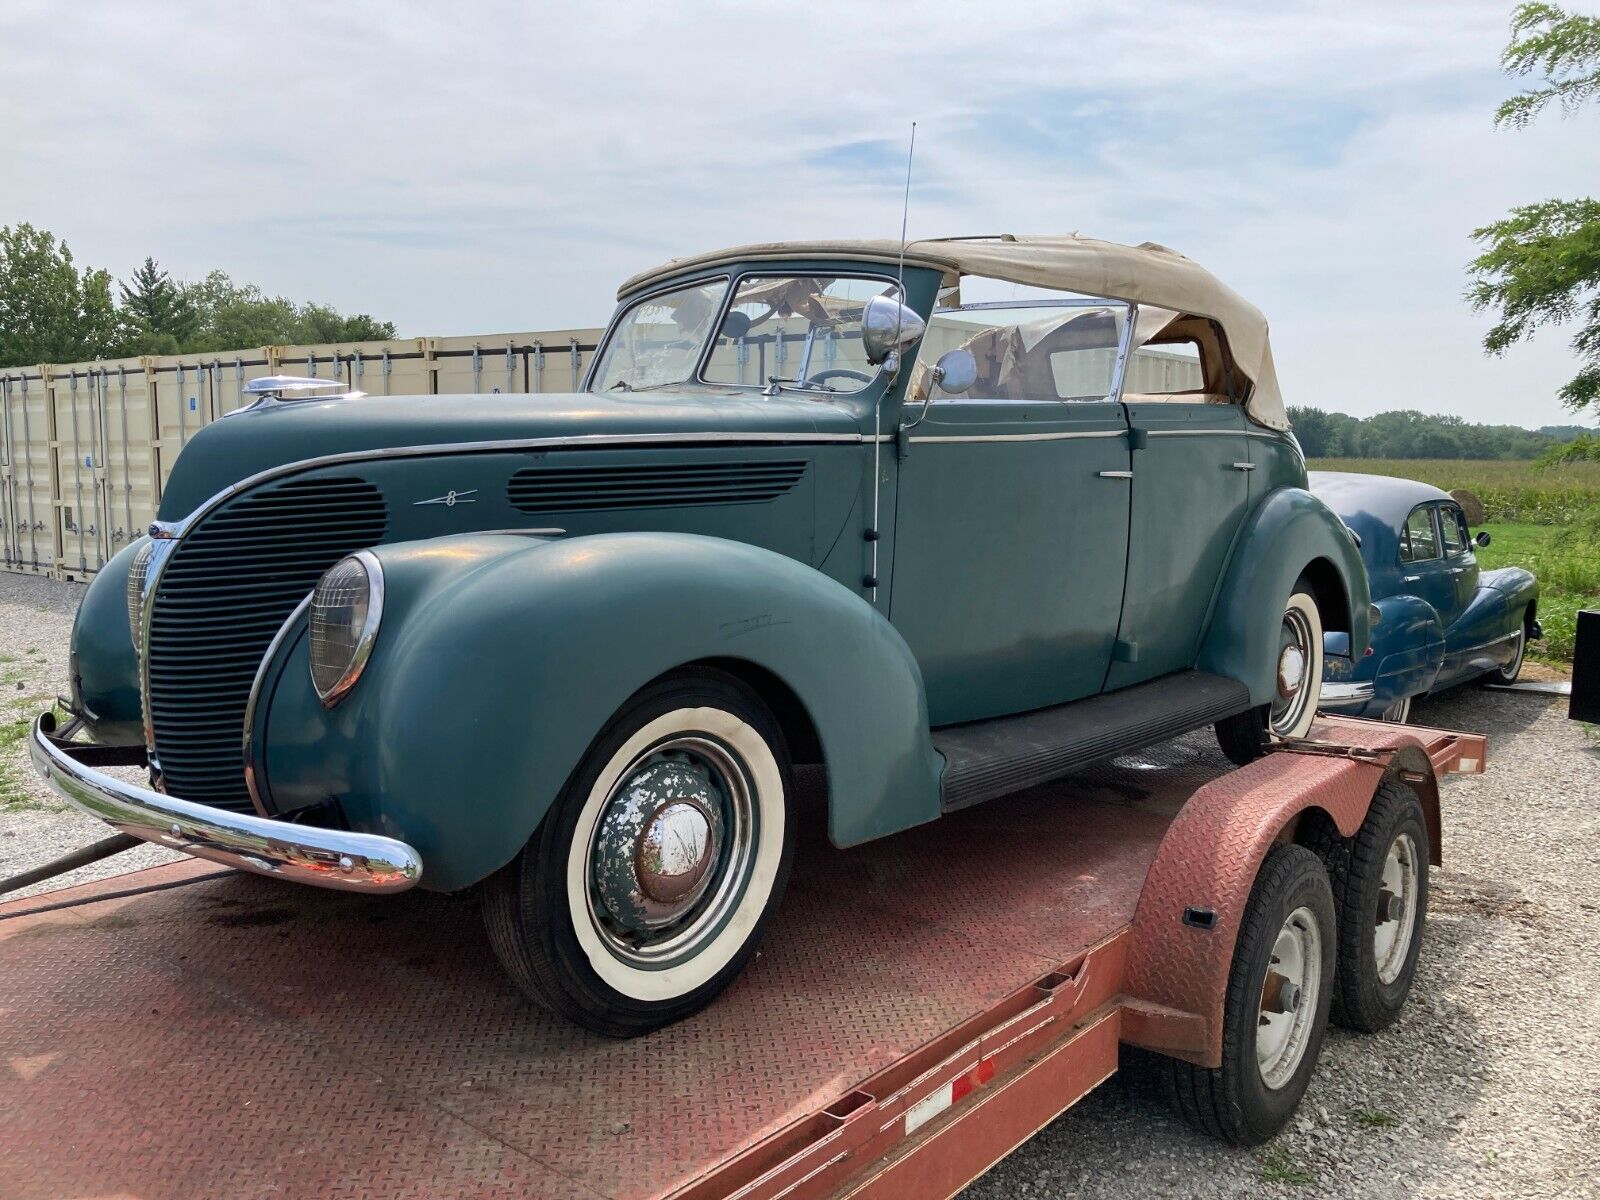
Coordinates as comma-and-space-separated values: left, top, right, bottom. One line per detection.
414, 489, 478, 507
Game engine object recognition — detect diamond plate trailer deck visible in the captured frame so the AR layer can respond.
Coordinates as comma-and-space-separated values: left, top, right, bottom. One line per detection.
0, 717, 1482, 1200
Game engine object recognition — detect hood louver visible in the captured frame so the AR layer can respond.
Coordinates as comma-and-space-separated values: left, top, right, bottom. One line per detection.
508, 460, 808, 514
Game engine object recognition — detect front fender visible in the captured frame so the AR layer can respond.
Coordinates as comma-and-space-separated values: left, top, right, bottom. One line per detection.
258, 532, 941, 892
1198, 487, 1371, 708
68, 538, 146, 745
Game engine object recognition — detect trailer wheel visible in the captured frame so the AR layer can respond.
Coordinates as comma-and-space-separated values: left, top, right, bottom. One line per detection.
1318, 780, 1429, 1032
1214, 582, 1324, 766
1166, 844, 1336, 1145
483, 668, 796, 1037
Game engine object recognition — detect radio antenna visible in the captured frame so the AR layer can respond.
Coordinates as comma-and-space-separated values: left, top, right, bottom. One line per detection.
896, 121, 916, 306
869, 121, 916, 604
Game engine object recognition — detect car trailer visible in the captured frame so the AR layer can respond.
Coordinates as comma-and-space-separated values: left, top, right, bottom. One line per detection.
0, 716, 1481, 1200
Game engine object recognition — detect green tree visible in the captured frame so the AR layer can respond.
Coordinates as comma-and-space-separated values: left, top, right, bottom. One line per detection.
0, 223, 125, 367
1468, 3, 1600, 413
118, 256, 198, 353
181, 271, 396, 351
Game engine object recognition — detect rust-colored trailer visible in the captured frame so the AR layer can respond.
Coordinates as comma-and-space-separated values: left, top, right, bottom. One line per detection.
0, 717, 1481, 1200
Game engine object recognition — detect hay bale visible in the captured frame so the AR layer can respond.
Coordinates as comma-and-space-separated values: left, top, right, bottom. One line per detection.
1451, 489, 1486, 525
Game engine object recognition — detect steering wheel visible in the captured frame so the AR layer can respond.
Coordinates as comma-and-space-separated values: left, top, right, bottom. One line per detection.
808, 369, 872, 388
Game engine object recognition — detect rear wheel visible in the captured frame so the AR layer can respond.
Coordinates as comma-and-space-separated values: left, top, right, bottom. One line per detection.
1491, 624, 1527, 685
1215, 582, 1324, 765
1380, 694, 1412, 724
1318, 780, 1429, 1032
1165, 845, 1337, 1145
483, 668, 796, 1036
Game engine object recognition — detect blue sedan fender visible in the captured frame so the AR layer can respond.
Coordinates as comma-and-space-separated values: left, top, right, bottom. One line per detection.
255, 531, 943, 892
1197, 487, 1371, 709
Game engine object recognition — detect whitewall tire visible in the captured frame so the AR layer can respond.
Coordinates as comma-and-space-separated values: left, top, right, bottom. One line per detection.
483, 668, 796, 1036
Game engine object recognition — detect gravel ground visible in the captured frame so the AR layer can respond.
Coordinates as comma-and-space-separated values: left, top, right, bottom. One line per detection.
2, 574, 1595, 1196
0, 575, 180, 898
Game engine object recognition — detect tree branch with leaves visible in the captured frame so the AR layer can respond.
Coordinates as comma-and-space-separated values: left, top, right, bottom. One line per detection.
1468, 3, 1600, 413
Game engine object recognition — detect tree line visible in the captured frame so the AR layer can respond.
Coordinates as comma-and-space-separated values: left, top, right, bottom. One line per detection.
0, 223, 396, 370
1288, 406, 1589, 460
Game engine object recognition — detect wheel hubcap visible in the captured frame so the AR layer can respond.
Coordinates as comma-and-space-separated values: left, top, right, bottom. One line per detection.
587, 737, 753, 966
1270, 608, 1315, 736
1278, 644, 1306, 699
636, 800, 716, 906
1257, 905, 1323, 1089
1373, 832, 1419, 985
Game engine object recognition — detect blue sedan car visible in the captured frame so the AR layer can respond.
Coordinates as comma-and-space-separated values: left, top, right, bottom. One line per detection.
1311, 472, 1540, 722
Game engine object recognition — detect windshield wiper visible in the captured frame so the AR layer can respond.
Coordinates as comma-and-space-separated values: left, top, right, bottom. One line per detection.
763, 377, 841, 396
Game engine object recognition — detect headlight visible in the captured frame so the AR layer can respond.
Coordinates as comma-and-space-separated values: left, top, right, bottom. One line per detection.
126, 540, 155, 645
309, 550, 384, 707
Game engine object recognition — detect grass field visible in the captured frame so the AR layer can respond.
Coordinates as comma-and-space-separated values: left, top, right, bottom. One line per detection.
1309, 458, 1599, 663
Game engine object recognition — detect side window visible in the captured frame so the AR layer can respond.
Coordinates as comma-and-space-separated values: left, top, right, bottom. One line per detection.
1400, 506, 1441, 563
914, 302, 1127, 403
1440, 505, 1468, 556
1124, 339, 1205, 394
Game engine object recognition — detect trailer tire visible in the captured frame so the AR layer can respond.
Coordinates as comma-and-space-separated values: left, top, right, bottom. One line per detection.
1166, 844, 1336, 1145
1316, 780, 1429, 1032
483, 667, 796, 1037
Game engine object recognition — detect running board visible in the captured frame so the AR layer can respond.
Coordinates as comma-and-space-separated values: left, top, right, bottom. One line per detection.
933, 670, 1253, 813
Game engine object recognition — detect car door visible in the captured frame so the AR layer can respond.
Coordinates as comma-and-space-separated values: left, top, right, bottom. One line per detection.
1399, 501, 1454, 626
889, 305, 1132, 726
1435, 501, 1495, 679
1103, 399, 1251, 690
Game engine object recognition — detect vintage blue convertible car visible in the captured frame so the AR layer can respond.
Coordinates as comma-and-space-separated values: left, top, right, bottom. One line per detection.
1312, 472, 1539, 721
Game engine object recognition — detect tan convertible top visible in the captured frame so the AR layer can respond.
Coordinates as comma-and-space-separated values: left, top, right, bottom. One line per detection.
620, 235, 1288, 430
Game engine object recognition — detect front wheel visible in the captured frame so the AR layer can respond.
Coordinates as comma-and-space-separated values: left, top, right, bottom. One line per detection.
1215, 582, 1325, 765
1165, 845, 1337, 1145
483, 668, 796, 1036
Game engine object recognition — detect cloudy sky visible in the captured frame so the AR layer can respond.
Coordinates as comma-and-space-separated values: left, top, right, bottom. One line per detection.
4, 0, 1598, 427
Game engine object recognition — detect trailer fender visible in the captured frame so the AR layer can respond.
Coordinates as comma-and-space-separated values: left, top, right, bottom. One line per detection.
1120, 736, 1443, 1067
257, 531, 943, 892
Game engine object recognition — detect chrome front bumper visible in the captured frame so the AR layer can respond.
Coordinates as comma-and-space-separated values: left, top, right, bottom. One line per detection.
29, 714, 422, 893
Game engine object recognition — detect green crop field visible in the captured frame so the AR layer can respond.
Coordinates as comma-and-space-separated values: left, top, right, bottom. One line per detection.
1308, 458, 1600, 663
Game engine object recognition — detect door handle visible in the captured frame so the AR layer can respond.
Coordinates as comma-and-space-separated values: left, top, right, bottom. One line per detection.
1098, 470, 1133, 479
1231, 462, 1256, 471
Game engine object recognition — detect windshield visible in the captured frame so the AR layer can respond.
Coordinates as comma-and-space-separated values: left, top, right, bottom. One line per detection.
700, 275, 901, 394
589, 279, 729, 393
590, 273, 903, 395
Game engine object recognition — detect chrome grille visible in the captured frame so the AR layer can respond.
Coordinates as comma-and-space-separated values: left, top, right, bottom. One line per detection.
146, 477, 387, 811
507, 460, 807, 514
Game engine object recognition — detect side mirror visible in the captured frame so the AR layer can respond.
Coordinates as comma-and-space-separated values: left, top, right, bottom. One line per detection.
1474, 530, 1491, 548
930, 348, 977, 395
861, 294, 926, 366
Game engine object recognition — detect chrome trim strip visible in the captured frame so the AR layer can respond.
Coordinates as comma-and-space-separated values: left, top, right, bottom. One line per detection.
934, 297, 1120, 313
30, 715, 421, 893
908, 429, 1126, 444
244, 593, 313, 817
1144, 428, 1290, 441
155, 430, 869, 542
1318, 682, 1376, 704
